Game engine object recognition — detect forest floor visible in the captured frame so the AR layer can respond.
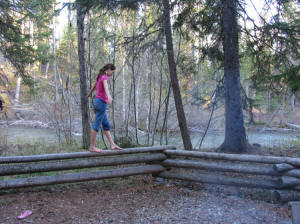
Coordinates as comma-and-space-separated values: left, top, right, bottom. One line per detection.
0, 175, 292, 224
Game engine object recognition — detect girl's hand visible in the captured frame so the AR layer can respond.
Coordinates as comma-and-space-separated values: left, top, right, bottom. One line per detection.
107, 96, 113, 104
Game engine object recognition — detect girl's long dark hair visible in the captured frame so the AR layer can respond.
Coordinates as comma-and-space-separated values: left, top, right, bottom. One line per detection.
96, 63, 116, 81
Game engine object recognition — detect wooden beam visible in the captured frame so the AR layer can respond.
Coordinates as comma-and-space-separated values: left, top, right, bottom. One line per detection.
0, 153, 167, 176
273, 163, 295, 172
0, 145, 175, 163
273, 190, 300, 202
159, 171, 280, 189
165, 150, 300, 166
279, 176, 300, 188
0, 165, 165, 190
162, 159, 300, 178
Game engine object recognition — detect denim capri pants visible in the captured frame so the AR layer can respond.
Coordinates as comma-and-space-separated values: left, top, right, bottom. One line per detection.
92, 98, 110, 132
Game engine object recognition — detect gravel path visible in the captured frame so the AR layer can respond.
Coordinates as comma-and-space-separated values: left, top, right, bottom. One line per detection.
0, 176, 291, 224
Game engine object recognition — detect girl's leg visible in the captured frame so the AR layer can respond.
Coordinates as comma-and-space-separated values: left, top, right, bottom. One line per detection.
102, 113, 122, 150
89, 129, 102, 152
104, 130, 122, 150
90, 99, 106, 153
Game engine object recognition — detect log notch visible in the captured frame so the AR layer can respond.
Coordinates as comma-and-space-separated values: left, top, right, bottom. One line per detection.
0, 153, 167, 176
272, 190, 300, 202
0, 145, 176, 163
0, 165, 165, 190
279, 176, 300, 188
273, 163, 295, 172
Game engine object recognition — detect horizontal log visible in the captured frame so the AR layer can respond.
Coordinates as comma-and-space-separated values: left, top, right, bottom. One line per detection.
0, 165, 165, 190
279, 176, 300, 188
162, 159, 300, 178
165, 150, 300, 166
272, 190, 300, 202
159, 171, 280, 189
273, 163, 295, 172
293, 185, 300, 191
0, 153, 167, 176
0, 145, 175, 164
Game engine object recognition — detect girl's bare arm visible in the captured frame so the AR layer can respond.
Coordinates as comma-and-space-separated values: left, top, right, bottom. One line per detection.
103, 80, 112, 103
87, 82, 97, 98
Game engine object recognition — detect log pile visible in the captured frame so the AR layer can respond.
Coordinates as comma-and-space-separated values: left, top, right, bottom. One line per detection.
0, 145, 175, 190
1, 145, 300, 202
158, 149, 300, 202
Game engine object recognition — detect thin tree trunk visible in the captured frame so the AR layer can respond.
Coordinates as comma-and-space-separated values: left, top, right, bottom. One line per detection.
45, 62, 49, 79
152, 63, 163, 145
87, 12, 92, 91
77, 5, 90, 149
122, 57, 126, 124
218, 0, 250, 153
197, 38, 203, 97
161, 82, 171, 145
53, 16, 59, 102
147, 54, 153, 145
66, 3, 73, 143
15, 77, 21, 106
290, 93, 295, 111
162, 0, 193, 150
131, 31, 139, 145
112, 15, 117, 138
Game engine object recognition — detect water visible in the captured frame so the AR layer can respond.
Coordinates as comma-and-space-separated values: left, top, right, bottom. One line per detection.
140, 130, 300, 149
0, 126, 59, 144
0, 126, 299, 149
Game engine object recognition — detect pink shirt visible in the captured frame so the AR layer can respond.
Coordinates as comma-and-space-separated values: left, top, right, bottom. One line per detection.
95, 75, 109, 103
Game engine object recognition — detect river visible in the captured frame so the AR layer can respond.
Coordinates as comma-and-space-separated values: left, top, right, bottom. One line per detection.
0, 126, 299, 149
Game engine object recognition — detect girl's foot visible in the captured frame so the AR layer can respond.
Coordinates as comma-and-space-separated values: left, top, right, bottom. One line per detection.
89, 147, 102, 153
110, 145, 122, 150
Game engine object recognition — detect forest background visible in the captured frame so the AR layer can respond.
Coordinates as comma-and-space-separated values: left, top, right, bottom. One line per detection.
0, 0, 299, 154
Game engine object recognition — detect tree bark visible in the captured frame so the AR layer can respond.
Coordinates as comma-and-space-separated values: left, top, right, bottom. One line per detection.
0, 165, 165, 190
162, 159, 300, 178
164, 149, 300, 166
147, 53, 153, 145
0, 145, 176, 163
0, 153, 167, 176
77, 6, 90, 149
162, 0, 193, 150
218, 0, 250, 153
122, 57, 126, 124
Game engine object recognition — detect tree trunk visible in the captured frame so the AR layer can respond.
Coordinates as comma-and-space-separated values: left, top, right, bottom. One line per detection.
131, 31, 139, 144
218, 0, 250, 153
290, 93, 295, 111
112, 15, 117, 138
162, 0, 193, 151
152, 65, 163, 145
197, 38, 203, 98
15, 77, 21, 106
147, 53, 153, 145
122, 57, 126, 124
53, 15, 59, 102
77, 6, 90, 149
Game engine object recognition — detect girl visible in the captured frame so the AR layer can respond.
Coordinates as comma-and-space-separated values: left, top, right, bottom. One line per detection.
87, 63, 122, 152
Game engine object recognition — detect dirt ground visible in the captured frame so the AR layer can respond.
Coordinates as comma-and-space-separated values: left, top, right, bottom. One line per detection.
0, 175, 292, 224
